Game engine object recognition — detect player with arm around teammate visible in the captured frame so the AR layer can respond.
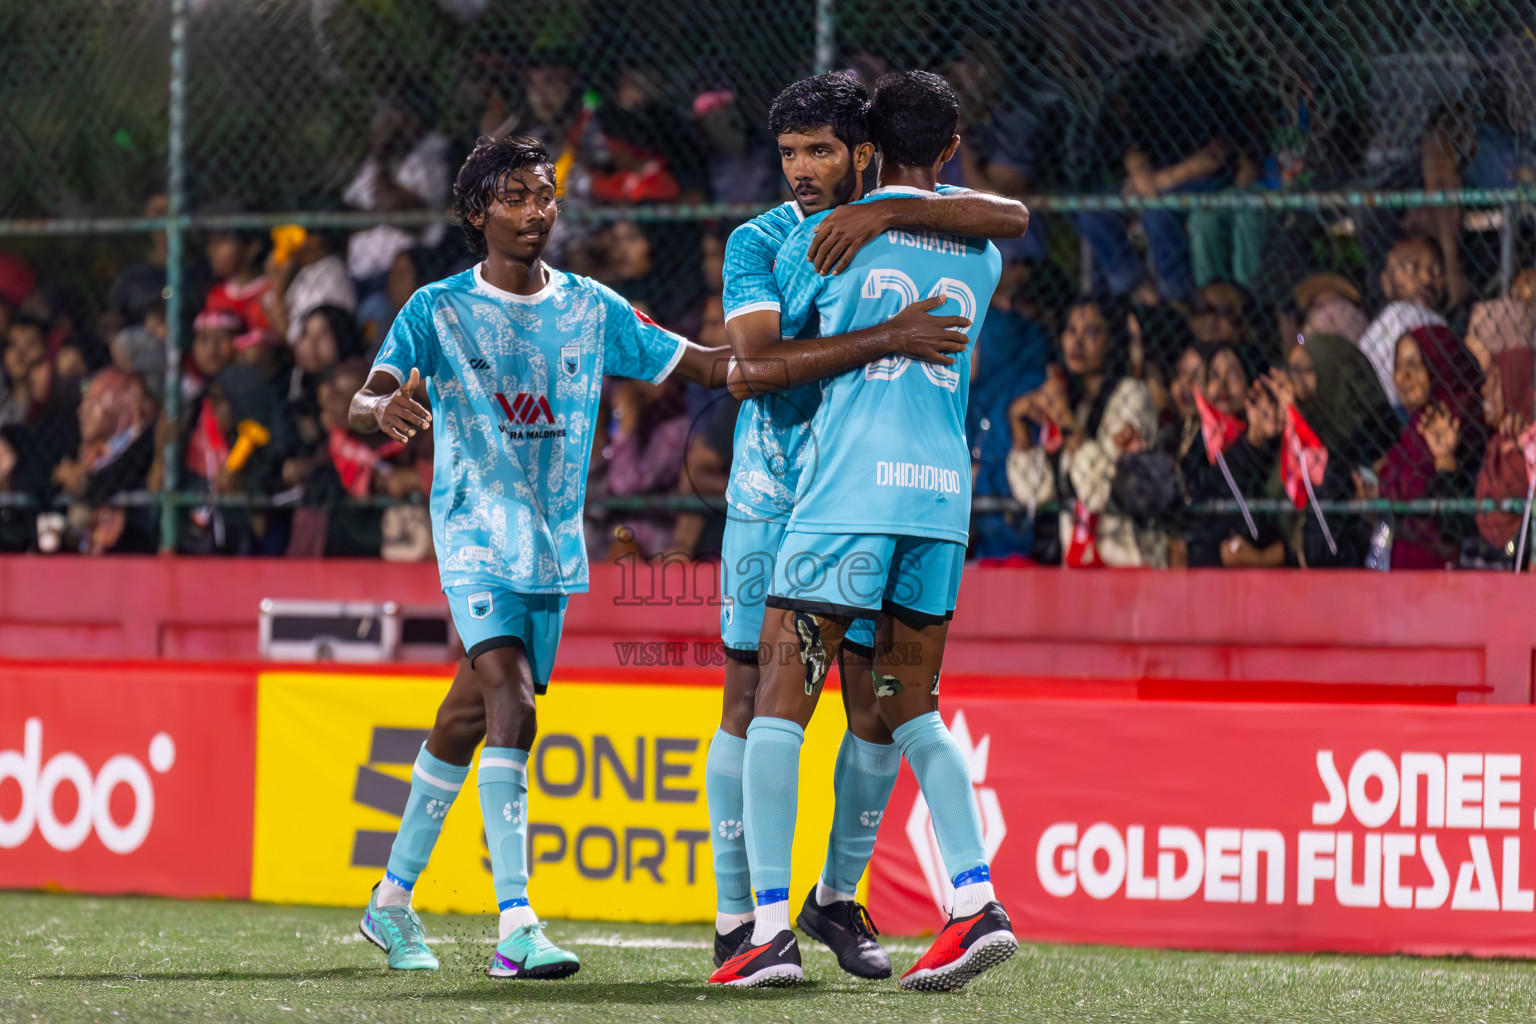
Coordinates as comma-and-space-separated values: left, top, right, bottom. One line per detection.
706, 73, 1027, 985
349, 135, 729, 980
717, 72, 1015, 993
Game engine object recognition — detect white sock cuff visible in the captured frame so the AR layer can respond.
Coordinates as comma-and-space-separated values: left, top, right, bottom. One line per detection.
816, 880, 856, 906
952, 879, 996, 917
498, 903, 539, 941
376, 876, 413, 908
715, 910, 755, 933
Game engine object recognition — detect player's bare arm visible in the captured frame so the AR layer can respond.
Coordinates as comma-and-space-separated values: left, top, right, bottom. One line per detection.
724, 301, 970, 399
671, 341, 734, 389
350, 367, 431, 442
808, 190, 1029, 275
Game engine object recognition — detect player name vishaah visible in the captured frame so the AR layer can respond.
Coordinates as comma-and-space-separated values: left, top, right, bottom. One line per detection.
883, 228, 971, 257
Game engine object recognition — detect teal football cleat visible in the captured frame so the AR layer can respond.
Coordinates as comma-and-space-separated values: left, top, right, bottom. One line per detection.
488, 922, 581, 980
359, 885, 439, 970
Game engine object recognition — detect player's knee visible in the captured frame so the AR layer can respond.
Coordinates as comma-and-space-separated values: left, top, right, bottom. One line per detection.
721, 693, 754, 736
846, 697, 893, 745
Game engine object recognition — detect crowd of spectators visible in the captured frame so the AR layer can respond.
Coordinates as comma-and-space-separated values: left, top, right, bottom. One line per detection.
4, 39, 1536, 570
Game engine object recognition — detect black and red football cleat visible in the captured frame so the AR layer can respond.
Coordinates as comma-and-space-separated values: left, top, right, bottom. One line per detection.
706, 928, 803, 987
899, 901, 1017, 992
712, 920, 753, 968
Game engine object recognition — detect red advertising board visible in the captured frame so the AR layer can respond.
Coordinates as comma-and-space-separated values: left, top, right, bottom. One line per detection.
869, 699, 1536, 957
0, 662, 256, 898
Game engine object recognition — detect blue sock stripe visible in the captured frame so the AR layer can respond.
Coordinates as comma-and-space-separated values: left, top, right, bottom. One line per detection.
755, 888, 789, 906
497, 897, 530, 911
952, 864, 991, 888
383, 870, 414, 891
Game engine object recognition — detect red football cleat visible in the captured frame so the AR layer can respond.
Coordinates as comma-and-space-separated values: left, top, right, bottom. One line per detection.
706, 928, 803, 987
899, 901, 1017, 992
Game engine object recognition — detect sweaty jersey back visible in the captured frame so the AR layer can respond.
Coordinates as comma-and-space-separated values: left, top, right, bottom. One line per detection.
774, 186, 1002, 544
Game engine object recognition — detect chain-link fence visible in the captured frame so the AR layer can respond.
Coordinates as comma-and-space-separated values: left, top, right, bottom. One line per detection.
3, 0, 1536, 567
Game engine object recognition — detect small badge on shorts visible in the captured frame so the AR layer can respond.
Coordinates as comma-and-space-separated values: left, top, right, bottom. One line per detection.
468, 591, 493, 620
722, 596, 734, 626
561, 343, 580, 377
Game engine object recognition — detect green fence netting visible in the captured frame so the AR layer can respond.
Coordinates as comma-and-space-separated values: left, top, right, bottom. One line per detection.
3, 0, 1536, 567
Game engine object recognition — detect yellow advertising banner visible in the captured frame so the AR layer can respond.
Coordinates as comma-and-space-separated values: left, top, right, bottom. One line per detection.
252, 672, 847, 921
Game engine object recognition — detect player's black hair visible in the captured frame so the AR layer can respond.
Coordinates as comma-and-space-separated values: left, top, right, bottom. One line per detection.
767, 73, 870, 152
869, 70, 959, 169
452, 134, 557, 257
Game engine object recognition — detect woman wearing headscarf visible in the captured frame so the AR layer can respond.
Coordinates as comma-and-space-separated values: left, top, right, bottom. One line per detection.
1283, 333, 1399, 468
1006, 297, 1163, 567
1178, 342, 1284, 566
1356, 300, 1446, 409
1474, 346, 1536, 555
1378, 324, 1486, 568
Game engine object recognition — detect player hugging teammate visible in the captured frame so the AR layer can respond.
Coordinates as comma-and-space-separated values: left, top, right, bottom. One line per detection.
345, 69, 1025, 995
705, 71, 1027, 991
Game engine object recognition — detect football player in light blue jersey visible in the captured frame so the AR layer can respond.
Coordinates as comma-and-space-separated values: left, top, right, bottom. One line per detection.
347, 135, 728, 980
708, 74, 1027, 986
730, 73, 1017, 993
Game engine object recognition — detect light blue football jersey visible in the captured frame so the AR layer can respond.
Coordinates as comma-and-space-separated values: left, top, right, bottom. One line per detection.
721, 187, 967, 521
371, 264, 686, 594
774, 186, 1002, 544
721, 200, 816, 520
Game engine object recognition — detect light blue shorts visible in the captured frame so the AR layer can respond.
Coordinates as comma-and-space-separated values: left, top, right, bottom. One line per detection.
721, 516, 875, 658
444, 585, 568, 693
766, 530, 966, 627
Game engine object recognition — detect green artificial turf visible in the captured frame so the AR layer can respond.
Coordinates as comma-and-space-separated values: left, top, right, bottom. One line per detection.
5, 891, 1536, 1022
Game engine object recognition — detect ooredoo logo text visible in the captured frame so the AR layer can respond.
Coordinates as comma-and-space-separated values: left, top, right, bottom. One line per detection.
0, 718, 176, 854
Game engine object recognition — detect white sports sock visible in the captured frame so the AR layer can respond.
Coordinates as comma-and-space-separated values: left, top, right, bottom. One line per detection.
816, 881, 855, 907
952, 880, 996, 918
499, 904, 539, 941
749, 899, 790, 945
715, 910, 755, 934
376, 876, 412, 908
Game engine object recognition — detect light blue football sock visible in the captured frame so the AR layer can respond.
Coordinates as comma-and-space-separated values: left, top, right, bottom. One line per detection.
705, 729, 754, 914
893, 712, 986, 878
477, 746, 532, 909
821, 731, 901, 897
743, 717, 804, 942
384, 745, 469, 890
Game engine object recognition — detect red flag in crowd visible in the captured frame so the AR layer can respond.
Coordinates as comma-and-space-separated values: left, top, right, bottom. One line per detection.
183, 398, 230, 479
1194, 388, 1245, 465
1039, 418, 1063, 455
1281, 405, 1329, 510
329, 425, 405, 499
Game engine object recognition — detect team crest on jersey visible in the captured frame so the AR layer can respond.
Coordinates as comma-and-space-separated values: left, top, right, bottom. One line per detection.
468, 591, 493, 620
561, 343, 580, 377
